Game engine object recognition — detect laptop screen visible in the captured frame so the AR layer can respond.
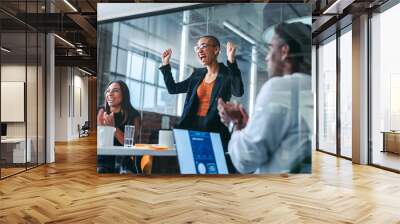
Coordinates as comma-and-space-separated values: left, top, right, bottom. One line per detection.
173, 129, 228, 175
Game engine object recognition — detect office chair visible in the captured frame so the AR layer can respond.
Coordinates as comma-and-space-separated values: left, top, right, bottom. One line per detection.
79, 121, 90, 138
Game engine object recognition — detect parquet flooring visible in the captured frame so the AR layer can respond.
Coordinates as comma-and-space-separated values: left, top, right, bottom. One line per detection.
1, 167, 25, 178
373, 150, 400, 171
0, 134, 400, 223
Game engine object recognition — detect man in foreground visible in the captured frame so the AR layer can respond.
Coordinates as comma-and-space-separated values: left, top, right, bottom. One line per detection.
218, 22, 313, 174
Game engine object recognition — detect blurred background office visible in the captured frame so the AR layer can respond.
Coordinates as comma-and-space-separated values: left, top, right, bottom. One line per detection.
0, 0, 96, 179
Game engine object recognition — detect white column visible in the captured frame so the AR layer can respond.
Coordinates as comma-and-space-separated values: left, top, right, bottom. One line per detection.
352, 14, 369, 164
45, 0, 56, 163
249, 46, 257, 116
46, 33, 55, 163
312, 45, 317, 150
177, 10, 190, 116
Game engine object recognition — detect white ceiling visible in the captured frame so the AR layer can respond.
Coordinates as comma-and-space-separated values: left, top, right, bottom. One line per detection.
97, 3, 200, 22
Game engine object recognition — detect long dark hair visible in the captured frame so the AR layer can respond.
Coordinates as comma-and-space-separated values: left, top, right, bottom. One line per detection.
104, 80, 136, 126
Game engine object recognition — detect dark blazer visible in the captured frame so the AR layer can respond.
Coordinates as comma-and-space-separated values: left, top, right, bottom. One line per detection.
159, 61, 244, 138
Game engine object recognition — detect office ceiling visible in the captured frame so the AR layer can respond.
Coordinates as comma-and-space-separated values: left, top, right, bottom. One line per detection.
0, 0, 106, 74
0, 1, 312, 76
0, 0, 394, 75
311, 0, 390, 44
1, 32, 45, 64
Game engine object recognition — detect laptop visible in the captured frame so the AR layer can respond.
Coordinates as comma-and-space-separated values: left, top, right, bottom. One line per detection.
173, 129, 228, 175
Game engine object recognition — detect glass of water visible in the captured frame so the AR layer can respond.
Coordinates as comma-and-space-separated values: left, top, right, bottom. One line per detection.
124, 125, 135, 147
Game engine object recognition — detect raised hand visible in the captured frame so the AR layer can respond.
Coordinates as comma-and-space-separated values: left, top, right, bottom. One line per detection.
97, 108, 106, 126
161, 48, 172, 65
226, 41, 236, 63
103, 112, 115, 127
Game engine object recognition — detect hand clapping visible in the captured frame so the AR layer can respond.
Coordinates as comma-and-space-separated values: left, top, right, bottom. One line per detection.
97, 108, 115, 127
217, 98, 248, 131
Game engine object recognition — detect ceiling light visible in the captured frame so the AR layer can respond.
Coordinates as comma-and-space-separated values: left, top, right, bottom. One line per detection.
63, 0, 78, 12
223, 21, 256, 45
54, 34, 75, 48
78, 67, 92, 76
322, 0, 354, 15
1, 47, 11, 53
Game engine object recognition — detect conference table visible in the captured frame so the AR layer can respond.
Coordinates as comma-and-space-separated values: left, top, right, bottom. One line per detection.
97, 145, 177, 156
97, 144, 178, 174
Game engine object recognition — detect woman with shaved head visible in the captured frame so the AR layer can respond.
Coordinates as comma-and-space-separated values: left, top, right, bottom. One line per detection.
159, 36, 244, 173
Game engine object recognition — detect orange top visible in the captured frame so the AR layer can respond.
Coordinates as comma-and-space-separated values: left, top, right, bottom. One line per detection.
197, 79, 216, 116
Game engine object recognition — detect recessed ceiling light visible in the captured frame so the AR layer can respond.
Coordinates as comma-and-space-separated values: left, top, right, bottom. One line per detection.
54, 34, 75, 48
322, 0, 354, 15
1, 47, 11, 53
63, 0, 78, 12
78, 67, 92, 76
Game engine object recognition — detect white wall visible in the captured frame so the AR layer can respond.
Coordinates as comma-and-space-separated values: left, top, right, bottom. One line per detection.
1, 65, 26, 139
54, 67, 89, 141
72, 73, 89, 138
1, 65, 38, 138
55, 67, 69, 141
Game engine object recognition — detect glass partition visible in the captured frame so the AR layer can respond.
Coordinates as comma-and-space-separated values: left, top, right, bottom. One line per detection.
371, 3, 400, 171
317, 36, 337, 154
1, 30, 28, 177
27, 31, 38, 169
339, 27, 352, 158
37, 32, 46, 165
0, 1, 46, 179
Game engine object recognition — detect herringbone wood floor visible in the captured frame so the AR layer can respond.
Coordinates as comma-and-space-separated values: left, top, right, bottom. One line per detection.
1, 134, 400, 223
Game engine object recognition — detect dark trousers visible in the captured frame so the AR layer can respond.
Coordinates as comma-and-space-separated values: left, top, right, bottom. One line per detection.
97, 155, 141, 174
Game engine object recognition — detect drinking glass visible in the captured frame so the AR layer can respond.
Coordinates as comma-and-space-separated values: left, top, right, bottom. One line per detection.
124, 125, 135, 147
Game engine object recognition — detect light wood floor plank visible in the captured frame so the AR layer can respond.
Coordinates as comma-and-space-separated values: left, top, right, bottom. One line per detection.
0, 134, 399, 223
